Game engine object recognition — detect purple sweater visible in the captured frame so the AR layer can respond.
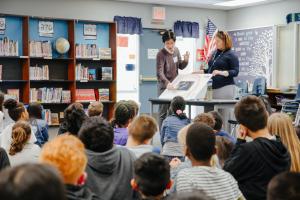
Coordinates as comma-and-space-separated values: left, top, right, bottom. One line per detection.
113, 128, 128, 146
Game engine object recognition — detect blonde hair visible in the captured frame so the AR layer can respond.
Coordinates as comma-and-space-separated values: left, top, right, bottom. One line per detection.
9, 121, 31, 156
88, 101, 103, 117
128, 115, 157, 143
216, 30, 232, 50
268, 113, 300, 172
193, 113, 215, 129
40, 135, 87, 184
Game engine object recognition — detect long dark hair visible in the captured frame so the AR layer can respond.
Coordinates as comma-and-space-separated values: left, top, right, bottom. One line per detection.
169, 96, 187, 120
110, 101, 135, 128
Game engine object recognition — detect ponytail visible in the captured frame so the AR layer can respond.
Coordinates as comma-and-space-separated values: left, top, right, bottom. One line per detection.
170, 96, 187, 120
9, 121, 31, 156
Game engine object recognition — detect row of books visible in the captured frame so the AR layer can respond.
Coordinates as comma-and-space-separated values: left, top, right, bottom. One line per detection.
75, 44, 111, 59
76, 88, 109, 102
5, 89, 20, 102
44, 109, 63, 126
29, 40, 52, 58
0, 37, 18, 56
75, 64, 112, 80
30, 65, 49, 80
30, 88, 71, 103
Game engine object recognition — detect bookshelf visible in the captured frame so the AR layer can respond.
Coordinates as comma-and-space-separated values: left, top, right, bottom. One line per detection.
0, 14, 117, 121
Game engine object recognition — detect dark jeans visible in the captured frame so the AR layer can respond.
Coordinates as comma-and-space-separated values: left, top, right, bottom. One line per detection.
158, 87, 170, 129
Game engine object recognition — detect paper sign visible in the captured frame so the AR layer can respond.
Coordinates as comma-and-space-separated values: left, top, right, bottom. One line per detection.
117, 36, 128, 47
0, 18, 5, 34
39, 21, 54, 37
129, 54, 135, 59
84, 24, 97, 40
147, 49, 159, 59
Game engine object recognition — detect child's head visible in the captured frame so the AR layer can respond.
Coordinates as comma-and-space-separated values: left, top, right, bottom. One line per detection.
40, 134, 87, 185
186, 123, 216, 163
170, 96, 187, 119
111, 100, 135, 128
208, 111, 223, 131
193, 113, 215, 129
267, 172, 300, 200
27, 102, 43, 119
64, 103, 87, 135
128, 115, 157, 145
127, 100, 139, 116
79, 116, 114, 153
88, 101, 103, 117
268, 113, 300, 172
4, 99, 28, 121
234, 95, 268, 133
0, 163, 66, 200
215, 136, 234, 167
9, 121, 31, 156
132, 153, 171, 199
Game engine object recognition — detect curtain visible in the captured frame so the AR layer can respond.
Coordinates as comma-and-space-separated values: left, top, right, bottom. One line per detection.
113, 16, 143, 35
174, 21, 199, 38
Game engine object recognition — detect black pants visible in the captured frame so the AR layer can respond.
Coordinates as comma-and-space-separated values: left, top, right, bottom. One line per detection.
158, 87, 170, 129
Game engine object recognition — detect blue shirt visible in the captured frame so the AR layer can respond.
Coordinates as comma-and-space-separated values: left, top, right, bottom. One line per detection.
216, 130, 236, 144
161, 114, 190, 145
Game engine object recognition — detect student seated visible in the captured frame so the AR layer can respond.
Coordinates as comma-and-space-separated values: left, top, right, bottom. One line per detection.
193, 113, 215, 129
216, 136, 234, 168
1, 99, 37, 150
126, 115, 159, 157
58, 103, 87, 135
40, 134, 99, 200
111, 101, 136, 146
127, 100, 140, 116
0, 163, 66, 200
88, 101, 103, 117
161, 96, 190, 162
0, 92, 5, 134
27, 102, 49, 146
209, 111, 236, 144
176, 123, 243, 199
168, 190, 213, 200
268, 113, 300, 172
267, 172, 300, 200
0, 147, 10, 171
7, 121, 41, 166
224, 96, 291, 200
132, 153, 172, 200
78, 116, 136, 200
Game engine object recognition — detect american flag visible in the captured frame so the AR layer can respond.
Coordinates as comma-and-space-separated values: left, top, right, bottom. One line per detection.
203, 19, 217, 62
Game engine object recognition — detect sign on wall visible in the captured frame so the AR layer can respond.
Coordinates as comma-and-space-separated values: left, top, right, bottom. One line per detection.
228, 26, 274, 86
39, 21, 54, 37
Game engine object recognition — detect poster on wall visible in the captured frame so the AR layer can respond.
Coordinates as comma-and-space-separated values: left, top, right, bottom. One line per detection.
83, 24, 97, 40
0, 18, 5, 35
147, 48, 159, 59
39, 21, 54, 37
228, 26, 274, 86
117, 36, 128, 47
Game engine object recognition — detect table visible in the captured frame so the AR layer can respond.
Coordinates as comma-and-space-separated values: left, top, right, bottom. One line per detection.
149, 98, 239, 119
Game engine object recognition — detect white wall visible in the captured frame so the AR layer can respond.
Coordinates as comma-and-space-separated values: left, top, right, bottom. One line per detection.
226, 0, 300, 30
0, 0, 227, 30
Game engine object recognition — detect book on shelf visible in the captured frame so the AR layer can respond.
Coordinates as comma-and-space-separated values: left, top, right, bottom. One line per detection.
62, 90, 71, 103
30, 88, 70, 103
98, 88, 110, 101
76, 63, 89, 80
0, 64, 2, 80
30, 65, 49, 80
43, 109, 52, 125
29, 40, 52, 57
0, 37, 18, 57
99, 48, 112, 60
101, 67, 112, 80
51, 113, 60, 125
76, 89, 96, 102
7, 89, 20, 101
75, 44, 98, 58
88, 69, 96, 80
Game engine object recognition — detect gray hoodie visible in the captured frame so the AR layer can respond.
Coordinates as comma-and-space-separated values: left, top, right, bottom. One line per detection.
85, 146, 136, 200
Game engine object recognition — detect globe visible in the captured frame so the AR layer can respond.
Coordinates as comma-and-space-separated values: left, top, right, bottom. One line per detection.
55, 37, 70, 54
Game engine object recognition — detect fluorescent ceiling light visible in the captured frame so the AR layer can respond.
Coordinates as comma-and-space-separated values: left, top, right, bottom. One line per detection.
215, 0, 267, 7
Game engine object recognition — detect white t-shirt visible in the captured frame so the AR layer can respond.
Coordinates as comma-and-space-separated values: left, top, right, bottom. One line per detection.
176, 166, 243, 200
8, 143, 41, 167
127, 145, 154, 158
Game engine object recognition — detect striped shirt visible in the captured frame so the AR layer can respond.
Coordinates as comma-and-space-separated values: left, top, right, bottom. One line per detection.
176, 166, 243, 200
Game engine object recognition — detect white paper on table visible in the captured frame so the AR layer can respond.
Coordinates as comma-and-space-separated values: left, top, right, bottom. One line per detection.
159, 73, 212, 100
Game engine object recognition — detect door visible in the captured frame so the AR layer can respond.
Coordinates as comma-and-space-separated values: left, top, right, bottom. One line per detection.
139, 29, 163, 114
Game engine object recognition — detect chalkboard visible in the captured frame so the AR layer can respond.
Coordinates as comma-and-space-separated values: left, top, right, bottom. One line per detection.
228, 26, 274, 86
